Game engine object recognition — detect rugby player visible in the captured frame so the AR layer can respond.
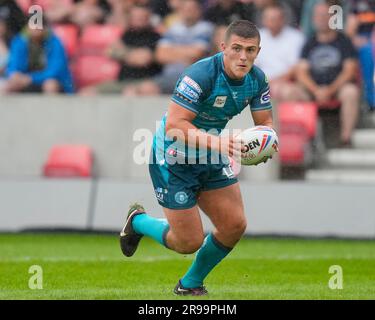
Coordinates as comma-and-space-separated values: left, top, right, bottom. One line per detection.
120, 20, 274, 296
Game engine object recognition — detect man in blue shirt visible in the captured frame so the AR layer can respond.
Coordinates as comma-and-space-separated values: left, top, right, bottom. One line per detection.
5, 18, 74, 94
120, 20, 274, 296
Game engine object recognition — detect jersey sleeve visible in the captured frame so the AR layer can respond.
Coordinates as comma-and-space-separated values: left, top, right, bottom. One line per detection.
250, 67, 272, 111
171, 62, 212, 114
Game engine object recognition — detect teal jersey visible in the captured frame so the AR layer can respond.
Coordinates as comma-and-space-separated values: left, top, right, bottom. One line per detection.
153, 52, 272, 162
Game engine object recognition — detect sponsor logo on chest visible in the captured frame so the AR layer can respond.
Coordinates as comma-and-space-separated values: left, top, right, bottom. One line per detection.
213, 96, 227, 108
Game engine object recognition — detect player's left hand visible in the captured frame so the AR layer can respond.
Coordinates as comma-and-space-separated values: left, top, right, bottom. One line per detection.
254, 155, 272, 166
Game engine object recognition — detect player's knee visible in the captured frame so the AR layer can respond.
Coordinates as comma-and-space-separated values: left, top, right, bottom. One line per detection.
225, 218, 247, 238
234, 219, 247, 236
175, 236, 204, 254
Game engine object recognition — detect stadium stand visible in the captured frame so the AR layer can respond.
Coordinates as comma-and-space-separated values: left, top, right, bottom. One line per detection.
79, 24, 123, 56
43, 144, 93, 178
278, 102, 319, 178
5, 22, 75, 94
279, 101, 318, 139
52, 24, 79, 58
279, 132, 308, 165
72, 55, 120, 88
3, 0, 375, 183
82, 4, 162, 95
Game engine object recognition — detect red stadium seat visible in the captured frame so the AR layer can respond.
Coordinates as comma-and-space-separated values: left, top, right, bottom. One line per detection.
53, 24, 79, 58
80, 24, 123, 55
43, 145, 93, 178
278, 101, 318, 138
278, 101, 313, 166
72, 55, 120, 88
278, 132, 307, 165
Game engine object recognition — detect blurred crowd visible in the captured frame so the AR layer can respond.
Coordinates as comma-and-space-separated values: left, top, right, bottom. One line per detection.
0, 0, 374, 144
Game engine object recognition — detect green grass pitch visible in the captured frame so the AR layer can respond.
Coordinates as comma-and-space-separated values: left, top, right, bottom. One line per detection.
0, 233, 374, 300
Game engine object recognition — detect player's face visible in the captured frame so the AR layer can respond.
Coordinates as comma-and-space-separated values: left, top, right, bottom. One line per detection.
221, 34, 261, 80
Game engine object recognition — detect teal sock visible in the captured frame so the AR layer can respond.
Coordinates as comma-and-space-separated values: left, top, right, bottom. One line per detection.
180, 233, 232, 288
132, 213, 170, 248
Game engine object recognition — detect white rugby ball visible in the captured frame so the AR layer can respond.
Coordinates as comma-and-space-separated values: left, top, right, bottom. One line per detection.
236, 126, 279, 166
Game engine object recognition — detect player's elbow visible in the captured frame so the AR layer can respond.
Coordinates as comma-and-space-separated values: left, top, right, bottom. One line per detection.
165, 118, 186, 141
165, 117, 174, 134
165, 118, 177, 138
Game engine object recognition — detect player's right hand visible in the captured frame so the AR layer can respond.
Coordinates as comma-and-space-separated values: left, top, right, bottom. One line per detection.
219, 135, 243, 161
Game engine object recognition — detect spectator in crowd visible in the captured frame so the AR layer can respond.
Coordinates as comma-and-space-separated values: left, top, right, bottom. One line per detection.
0, 0, 27, 42
43, 0, 75, 25
124, 0, 214, 95
358, 27, 375, 110
252, 0, 299, 28
300, 0, 349, 39
346, 0, 375, 48
105, 0, 134, 29
346, 0, 375, 111
296, 1, 359, 147
109, 4, 161, 80
105, 0, 160, 30
70, 0, 107, 29
82, 4, 161, 95
5, 17, 74, 94
204, 0, 256, 26
255, 3, 306, 102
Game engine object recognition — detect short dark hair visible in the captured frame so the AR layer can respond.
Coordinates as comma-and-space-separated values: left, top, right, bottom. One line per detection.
224, 20, 260, 43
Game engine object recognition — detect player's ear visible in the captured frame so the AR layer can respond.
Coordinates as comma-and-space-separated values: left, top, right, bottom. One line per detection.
220, 41, 226, 52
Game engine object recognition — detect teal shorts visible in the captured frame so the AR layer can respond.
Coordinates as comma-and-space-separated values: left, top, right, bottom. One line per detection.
149, 148, 238, 209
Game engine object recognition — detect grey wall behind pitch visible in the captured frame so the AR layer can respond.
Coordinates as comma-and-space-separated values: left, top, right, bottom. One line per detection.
0, 95, 279, 181
93, 181, 375, 238
0, 179, 374, 238
0, 179, 92, 231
